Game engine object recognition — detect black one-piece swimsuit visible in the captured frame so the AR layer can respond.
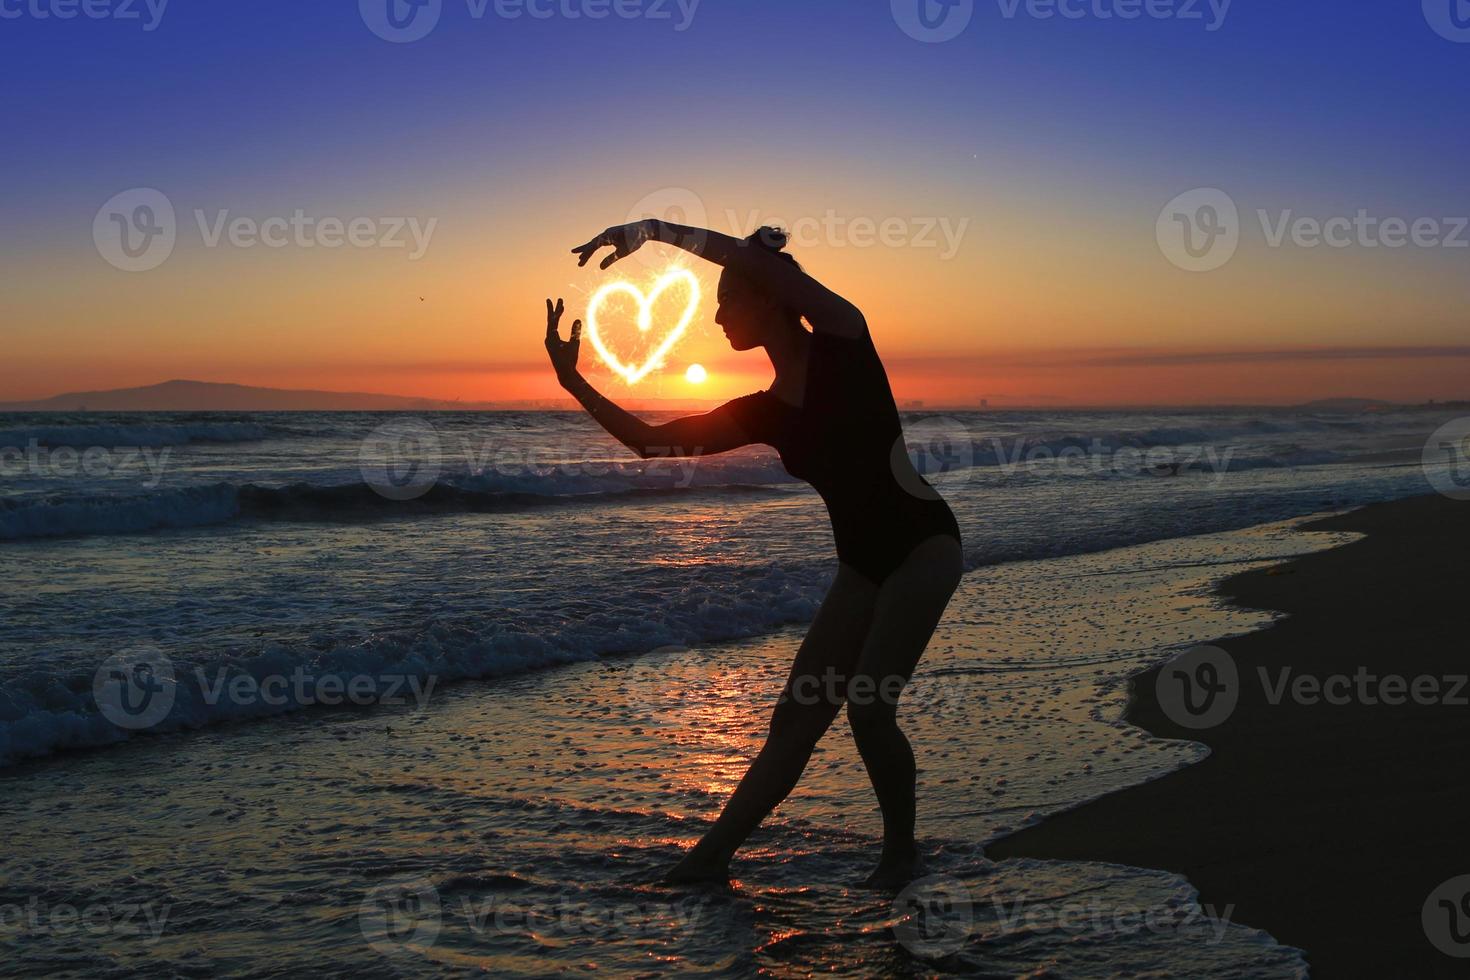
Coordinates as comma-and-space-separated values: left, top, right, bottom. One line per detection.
713, 327, 962, 584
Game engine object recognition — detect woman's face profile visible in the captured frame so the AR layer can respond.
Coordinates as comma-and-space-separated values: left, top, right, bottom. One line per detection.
715, 271, 770, 352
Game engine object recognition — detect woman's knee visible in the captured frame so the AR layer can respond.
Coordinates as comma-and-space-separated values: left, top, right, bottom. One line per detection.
845, 696, 898, 738
769, 697, 839, 745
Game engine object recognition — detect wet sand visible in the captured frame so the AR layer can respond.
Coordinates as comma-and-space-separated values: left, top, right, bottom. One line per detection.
987, 494, 1470, 978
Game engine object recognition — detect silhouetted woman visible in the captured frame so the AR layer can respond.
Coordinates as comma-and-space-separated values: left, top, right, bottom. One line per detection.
544, 220, 962, 888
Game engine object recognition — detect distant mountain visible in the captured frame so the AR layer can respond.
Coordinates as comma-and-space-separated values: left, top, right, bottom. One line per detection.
0, 380, 480, 412
0, 379, 723, 412
1293, 397, 1398, 412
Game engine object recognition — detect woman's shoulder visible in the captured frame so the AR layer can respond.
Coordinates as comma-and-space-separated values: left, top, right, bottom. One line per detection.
810, 316, 871, 343
710, 390, 782, 446
723, 389, 776, 410
811, 321, 879, 361
714, 390, 777, 425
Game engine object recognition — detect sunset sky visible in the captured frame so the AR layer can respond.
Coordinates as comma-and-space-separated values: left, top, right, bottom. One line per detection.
2, 1, 1467, 406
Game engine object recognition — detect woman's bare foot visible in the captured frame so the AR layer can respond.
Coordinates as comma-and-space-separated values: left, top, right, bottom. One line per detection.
662, 847, 731, 886
861, 845, 925, 889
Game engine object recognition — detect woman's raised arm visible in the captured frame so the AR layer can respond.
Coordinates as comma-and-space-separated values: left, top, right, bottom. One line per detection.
544, 297, 752, 459
571, 220, 866, 338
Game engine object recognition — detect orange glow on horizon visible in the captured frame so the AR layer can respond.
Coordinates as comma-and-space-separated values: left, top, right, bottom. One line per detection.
4, 344, 1465, 408
5, 174, 1468, 408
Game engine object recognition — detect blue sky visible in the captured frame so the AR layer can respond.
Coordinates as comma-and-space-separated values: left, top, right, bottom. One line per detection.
5, 1, 1465, 220
2, 0, 1467, 403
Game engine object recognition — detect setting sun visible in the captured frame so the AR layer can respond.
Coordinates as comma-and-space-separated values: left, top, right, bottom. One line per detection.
685, 364, 708, 385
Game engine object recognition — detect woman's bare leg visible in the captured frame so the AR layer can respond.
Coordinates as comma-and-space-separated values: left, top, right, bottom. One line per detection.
664, 564, 878, 883
845, 535, 963, 888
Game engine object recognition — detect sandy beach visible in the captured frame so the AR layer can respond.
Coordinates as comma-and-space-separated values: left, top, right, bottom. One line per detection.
989, 494, 1470, 977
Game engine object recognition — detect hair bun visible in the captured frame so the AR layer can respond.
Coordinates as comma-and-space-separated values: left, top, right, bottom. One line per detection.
745, 226, 790, 253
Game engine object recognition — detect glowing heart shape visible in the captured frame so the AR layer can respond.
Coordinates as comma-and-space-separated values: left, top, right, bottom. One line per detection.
585, 268, 700, 384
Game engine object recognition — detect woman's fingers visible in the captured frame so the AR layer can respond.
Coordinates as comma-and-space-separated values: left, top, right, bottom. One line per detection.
572, 231, 611, 266
546, 298, 566, 340
574, 227, 634, 267
570, 318, 582, 342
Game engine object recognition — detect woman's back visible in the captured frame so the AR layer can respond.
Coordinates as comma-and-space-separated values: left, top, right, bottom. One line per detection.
720, 328, 960, 584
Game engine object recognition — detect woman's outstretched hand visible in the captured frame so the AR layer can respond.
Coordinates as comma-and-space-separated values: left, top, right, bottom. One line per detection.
544, 297, 582, 387
571, 220, 654, 270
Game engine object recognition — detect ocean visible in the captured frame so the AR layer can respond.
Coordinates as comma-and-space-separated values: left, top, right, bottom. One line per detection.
0, 406, 1460, 976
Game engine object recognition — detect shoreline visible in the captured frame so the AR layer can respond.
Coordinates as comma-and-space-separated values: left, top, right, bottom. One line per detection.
986, 494, 1469, 977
